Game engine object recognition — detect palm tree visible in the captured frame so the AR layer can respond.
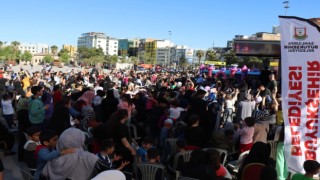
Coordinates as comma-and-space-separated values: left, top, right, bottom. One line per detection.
50, 45, 58, 55
11, 41, 20, 52
206, 49, 216, 61
196, 50, 204, 66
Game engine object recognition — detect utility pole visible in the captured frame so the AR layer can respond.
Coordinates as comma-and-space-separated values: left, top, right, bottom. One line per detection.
283, 1, 289, 16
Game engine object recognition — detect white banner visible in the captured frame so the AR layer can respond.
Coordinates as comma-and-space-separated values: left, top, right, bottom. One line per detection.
280, 16, 320, 173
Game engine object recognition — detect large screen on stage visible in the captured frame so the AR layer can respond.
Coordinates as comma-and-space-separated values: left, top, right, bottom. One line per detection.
234, 40, 281, 57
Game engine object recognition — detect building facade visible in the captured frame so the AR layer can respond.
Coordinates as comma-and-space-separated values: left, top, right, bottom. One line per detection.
77, 32, 107, 54
156, 47, 171, 66
18, 43, 49, 54
106, 37, 118, 56
63, 45, 77, 57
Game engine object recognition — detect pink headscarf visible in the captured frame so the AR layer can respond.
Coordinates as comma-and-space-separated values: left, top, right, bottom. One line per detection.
78, 90, 95, 106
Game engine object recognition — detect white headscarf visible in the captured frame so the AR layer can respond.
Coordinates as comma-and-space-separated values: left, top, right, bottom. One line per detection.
92, 170, 126, 180
42, 128, 98, 180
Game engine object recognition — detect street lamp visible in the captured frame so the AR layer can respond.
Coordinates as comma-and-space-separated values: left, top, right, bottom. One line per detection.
283, 1, 289, 16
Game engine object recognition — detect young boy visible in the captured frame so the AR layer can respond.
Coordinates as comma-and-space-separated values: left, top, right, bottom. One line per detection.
97, 139, 129, 170
292, 160, 320, 180
24, 127, 41, 170
147, 148, 160, 163
34, 130, 75, 180
136, 137, 154, 162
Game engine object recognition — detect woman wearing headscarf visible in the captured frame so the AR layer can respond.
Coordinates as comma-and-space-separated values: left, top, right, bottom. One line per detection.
237, 141, 271, 179
100, 90, 119, 123
105, 109, 136, 171
42, 128, 108, 180
47, 97, 79, 136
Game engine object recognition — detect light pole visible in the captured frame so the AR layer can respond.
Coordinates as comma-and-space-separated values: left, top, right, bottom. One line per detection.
283, 1, 289, 16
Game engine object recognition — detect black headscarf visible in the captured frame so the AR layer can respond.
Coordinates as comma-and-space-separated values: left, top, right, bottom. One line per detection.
238, 141, 271, 178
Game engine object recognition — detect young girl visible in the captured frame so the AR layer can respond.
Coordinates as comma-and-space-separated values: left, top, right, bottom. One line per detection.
1, 93, 16, 128
238, 117, 255, 153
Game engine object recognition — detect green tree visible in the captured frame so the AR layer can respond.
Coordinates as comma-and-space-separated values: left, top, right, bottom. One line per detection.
130, 56, 139, 65
21, 51, 33, 62
11, 41, 20, 49
239, 56, 263, 69
205, 49, 216, 61
58, 49, 71, 63
50, 45, 58, 55
43, 55, 54, 63
223, 50, 238, 65
59, 52, 70, 64
196, 50, 204, 66
179, 55, 188, 70
78, 47, 105, 61
0, 41, 3, 49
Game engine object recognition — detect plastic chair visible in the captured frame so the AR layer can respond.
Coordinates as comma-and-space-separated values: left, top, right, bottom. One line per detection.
267, 140, 277, 159
20, 168, 34, 180
241, 163, 265, 180
165, 138, 178, 155
202, 147, 228, 165
135, 162, 167, 180
168, 150, 193, 180
226, 150, 250, 174
129, 124, 141, 140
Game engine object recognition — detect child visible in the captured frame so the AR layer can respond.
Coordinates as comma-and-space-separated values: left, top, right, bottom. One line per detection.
169, 100, 185, 121
1, 93, 16, 128
292, 160, 320, 180
136, 137, 154, 162
207, 149, 227, 178
159, 119, 174, 162
97, 139, 129, 170
34, 130, 75, 180
147, 148, 160, 163
24, 127, 41, 170
238, 117, 255, 153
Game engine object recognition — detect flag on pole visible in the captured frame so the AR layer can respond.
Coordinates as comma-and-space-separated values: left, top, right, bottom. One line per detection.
279, 16, 320, 173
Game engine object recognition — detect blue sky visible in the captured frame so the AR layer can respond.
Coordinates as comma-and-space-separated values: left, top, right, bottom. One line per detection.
0, 0, 319, 49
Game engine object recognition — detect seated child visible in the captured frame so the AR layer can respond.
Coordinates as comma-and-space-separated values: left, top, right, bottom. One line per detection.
23, 127, 41, 170
136, 137, 154, 162
292, 160, 320, 180
206, 149, 227, 178
147, 148, 160, 163
34, 130, 75, 180
96, 139, 129, 171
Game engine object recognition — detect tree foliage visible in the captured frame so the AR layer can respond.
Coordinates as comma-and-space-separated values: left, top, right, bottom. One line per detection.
223, 50, 238, 65
21, 51, 33, 62
130, 56, 139, 65
78, 47, 104, 60
58, 49, 70, 63
0, 46, 21, 61
196, 50, 204, 65
43, 55, 54, 63
205, 49, 216, 61
51, 45, 58, 55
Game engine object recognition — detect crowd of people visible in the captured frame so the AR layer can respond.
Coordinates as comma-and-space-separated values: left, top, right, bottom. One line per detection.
0, 65, 319, 180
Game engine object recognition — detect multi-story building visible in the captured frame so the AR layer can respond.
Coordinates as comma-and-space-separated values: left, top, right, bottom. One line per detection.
156, 47, 171, 66
118, 38, 140, 57
18, 43, 49, 54
63, 45, 77, 57
77, 32, 107, 54
146, 39, 174, 58
106, 37, 118, 56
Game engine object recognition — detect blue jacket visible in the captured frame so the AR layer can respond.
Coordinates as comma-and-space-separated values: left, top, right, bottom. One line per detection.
34, 147, 60, 180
